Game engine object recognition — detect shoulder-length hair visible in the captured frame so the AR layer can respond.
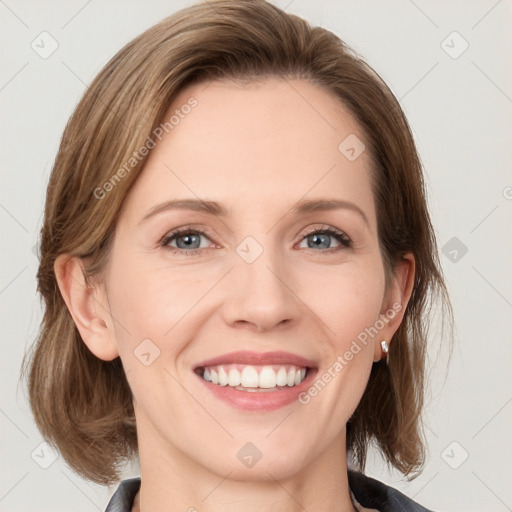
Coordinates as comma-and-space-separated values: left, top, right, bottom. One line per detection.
23, 0, 452, 485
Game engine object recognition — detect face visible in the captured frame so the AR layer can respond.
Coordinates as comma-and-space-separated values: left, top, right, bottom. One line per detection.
87, 78, 410, 481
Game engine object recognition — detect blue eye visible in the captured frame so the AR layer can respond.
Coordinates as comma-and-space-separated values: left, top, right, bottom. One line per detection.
161, 229, 211, 252
298, 228, 352, 251
160, 225, 352, 255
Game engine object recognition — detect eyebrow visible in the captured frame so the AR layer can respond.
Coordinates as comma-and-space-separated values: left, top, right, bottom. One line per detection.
139, 198, 369, 227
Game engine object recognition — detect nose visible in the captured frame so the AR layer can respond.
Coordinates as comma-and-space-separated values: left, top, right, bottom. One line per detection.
221, 245, 299, 333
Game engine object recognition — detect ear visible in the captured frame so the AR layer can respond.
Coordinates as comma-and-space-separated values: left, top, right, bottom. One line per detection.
54, 254, 119, 361
373, 253, 415, 362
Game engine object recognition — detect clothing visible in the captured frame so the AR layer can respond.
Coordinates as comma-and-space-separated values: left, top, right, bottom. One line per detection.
105, 470, 434, 512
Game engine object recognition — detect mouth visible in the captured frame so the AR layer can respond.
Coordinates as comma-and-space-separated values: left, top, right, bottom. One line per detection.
194, 364, 312, 392
192, 350, 318, 393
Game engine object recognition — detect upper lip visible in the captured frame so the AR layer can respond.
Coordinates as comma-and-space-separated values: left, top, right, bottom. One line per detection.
194, 350, 318, 370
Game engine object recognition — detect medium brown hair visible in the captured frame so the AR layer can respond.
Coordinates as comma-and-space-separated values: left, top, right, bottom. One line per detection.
23, 0, 452, 485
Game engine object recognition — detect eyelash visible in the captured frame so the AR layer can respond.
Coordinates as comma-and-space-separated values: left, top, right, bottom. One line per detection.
159, 225, 353, 256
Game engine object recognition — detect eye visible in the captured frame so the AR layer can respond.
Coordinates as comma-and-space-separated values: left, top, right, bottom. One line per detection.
160, 227, 214, 253
297, 226, 352, 253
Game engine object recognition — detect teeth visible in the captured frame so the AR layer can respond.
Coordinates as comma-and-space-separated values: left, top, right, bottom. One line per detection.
287, 367, 296, 387
228, 368, 241, 386
259, 366, 276, 388
218, 367, 228, 386
200, 364, 308, 390
241, 366, 259, 387
276, 367, 288, 386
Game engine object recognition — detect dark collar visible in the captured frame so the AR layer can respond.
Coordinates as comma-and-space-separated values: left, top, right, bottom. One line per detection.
105, 477, 140, 512
105, 471, 434, 512
347, 470, 434, 511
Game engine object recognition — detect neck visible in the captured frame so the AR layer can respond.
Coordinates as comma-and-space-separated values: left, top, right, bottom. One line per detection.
132, 415, 357, 512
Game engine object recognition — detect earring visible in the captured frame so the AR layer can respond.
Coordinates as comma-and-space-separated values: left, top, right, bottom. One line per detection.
380, 340, 389, 364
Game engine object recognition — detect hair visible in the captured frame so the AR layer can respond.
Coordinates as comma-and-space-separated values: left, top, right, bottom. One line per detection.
23, 0, 452, 485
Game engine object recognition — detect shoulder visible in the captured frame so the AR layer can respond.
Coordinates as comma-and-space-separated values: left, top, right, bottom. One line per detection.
348, 470, 436, 512
105, 477, 140, 512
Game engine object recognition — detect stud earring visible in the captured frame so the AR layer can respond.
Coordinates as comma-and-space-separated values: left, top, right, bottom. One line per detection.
380, 340, 389, 364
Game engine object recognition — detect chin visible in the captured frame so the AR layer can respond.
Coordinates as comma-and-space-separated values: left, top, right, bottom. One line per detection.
186, 433, 313, 483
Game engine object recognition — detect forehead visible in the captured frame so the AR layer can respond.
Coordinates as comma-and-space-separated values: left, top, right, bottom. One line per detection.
119, 77, 375, 227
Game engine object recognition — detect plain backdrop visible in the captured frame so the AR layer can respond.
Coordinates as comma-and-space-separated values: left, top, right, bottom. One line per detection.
1, 1, 511, 511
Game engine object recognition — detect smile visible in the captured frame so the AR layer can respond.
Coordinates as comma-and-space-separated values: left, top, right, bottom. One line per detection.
196, 363, 308, 391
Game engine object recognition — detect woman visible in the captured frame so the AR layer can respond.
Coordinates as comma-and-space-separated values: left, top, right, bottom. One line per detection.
25, 1, 452, 510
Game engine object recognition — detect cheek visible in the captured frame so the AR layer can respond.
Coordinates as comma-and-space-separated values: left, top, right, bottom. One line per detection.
297, 264, 384, 424
108, 255, 206, 335
106, 254, 224, 389
298, 256, 386, 339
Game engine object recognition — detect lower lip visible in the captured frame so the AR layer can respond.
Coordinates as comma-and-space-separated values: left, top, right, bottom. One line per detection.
194, 368, 318, 412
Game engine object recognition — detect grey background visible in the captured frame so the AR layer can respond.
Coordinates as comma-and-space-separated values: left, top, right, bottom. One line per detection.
1, 0, 511, 511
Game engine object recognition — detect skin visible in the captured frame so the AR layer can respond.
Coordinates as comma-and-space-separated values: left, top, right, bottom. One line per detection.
55, 78, 414, 512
